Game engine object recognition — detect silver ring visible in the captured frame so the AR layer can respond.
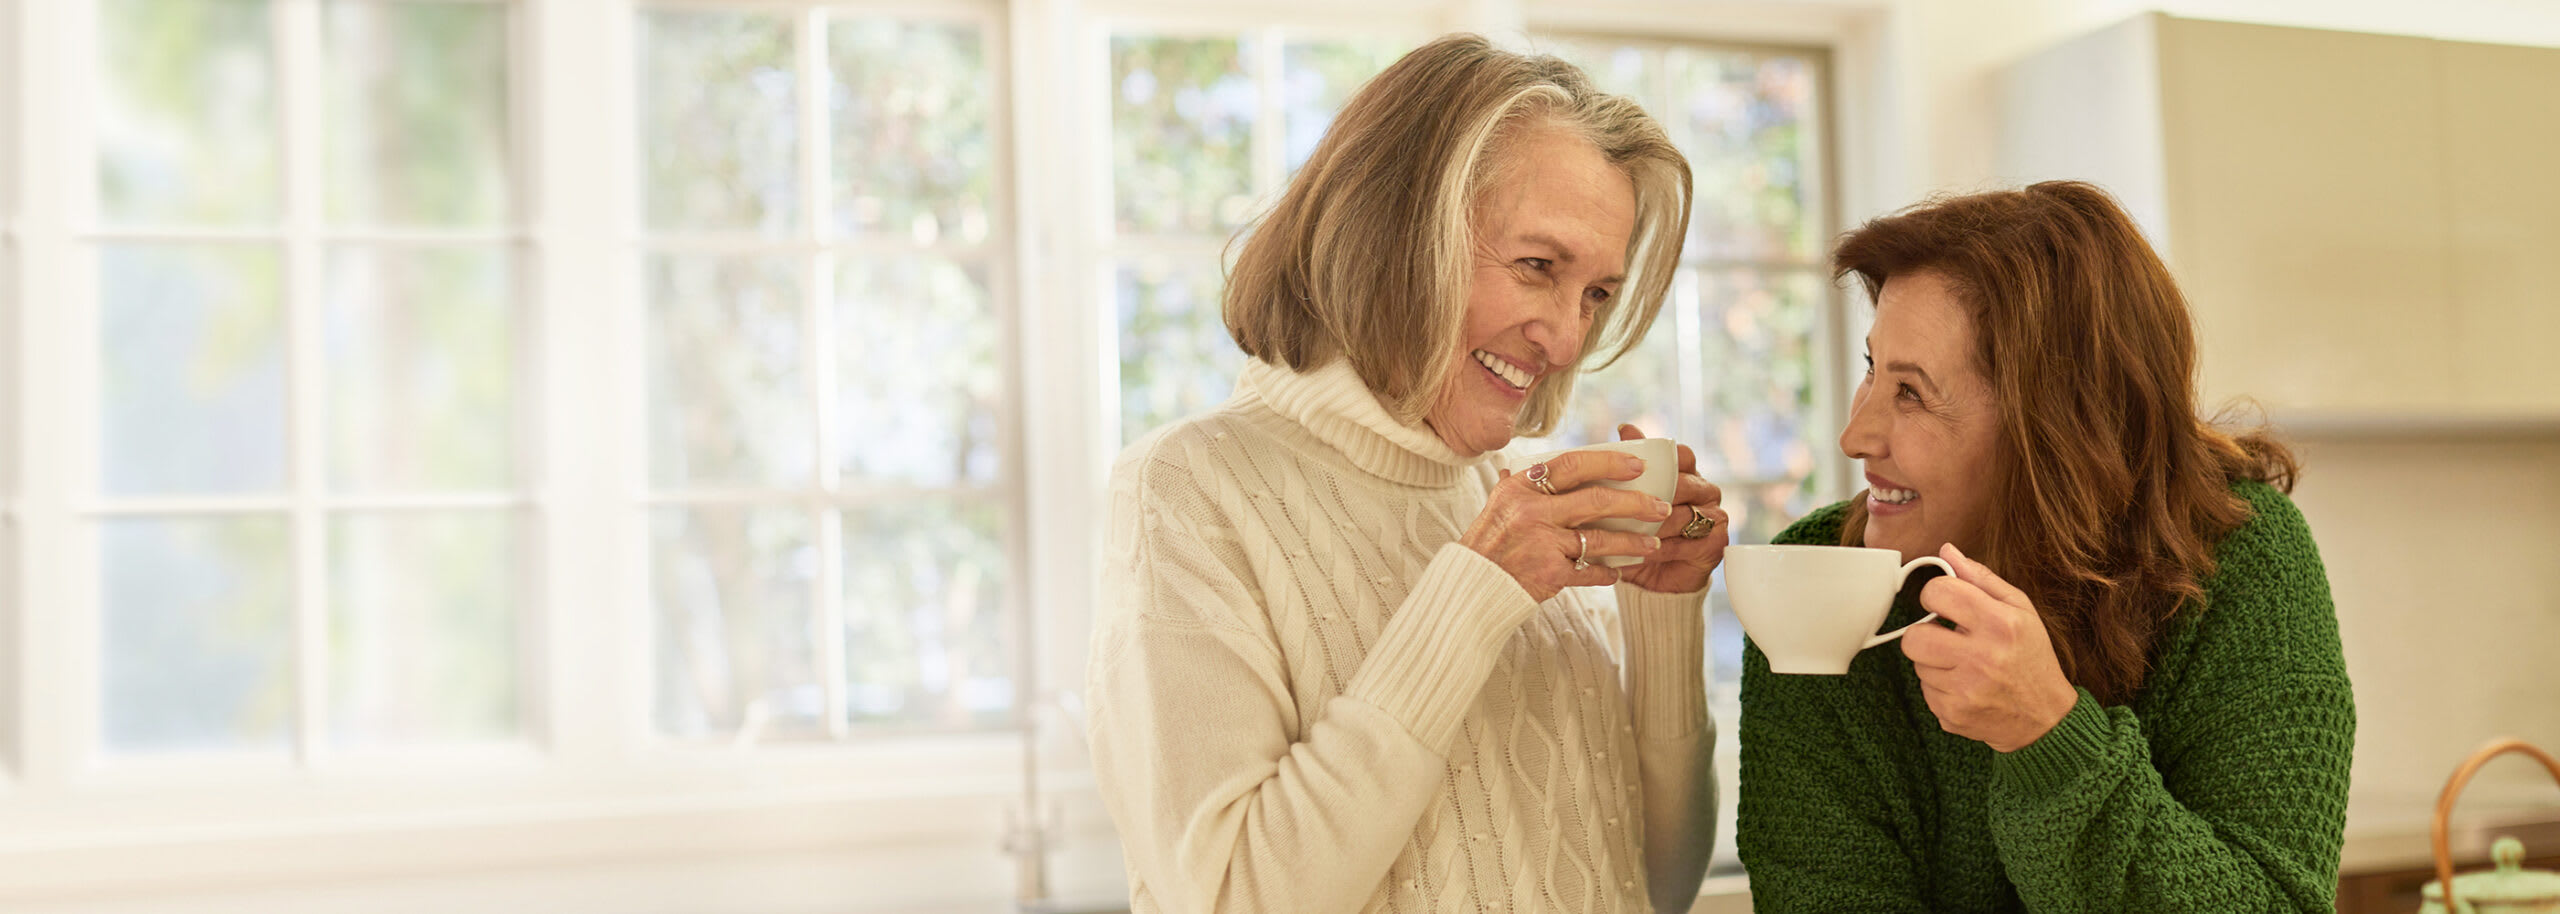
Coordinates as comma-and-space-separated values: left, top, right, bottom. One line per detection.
1573, 530, 1590, 571
1525, 461, 1558, 496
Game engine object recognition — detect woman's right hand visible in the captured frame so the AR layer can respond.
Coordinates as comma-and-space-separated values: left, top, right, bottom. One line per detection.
1465, 450, 1674, 602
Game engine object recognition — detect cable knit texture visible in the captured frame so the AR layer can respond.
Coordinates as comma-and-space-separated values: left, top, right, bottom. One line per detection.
1736, 480, 2355, 912
1087, 358, 1717, 914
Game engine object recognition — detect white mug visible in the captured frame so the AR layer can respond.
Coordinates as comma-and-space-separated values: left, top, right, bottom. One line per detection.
1512, 437, 1677, 568
1725, 544, 1954, 674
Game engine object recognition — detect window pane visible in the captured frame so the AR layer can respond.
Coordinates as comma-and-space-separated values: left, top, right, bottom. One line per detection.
1667, 48, 1822, 261
844, 498, 1007, 729
1542, 40, 1659, 112
327, 246, 516, 491
837, 258, 998, 487
330, 511, 519, 748
651, 506, 819, 739
1110, 35, 1255, 235
1550, 298, 1692, 449
100, 244, 286, 495
1695, 268, 1822, 484
645, 255, 811, 488
325, 0, 512, 227
101, 514, 292, 755
829, 18, 991, 245
98, 0, 277, 226
637, 9, 797, 235
1116, 258, 1238, 444
1729, 477, 1818, 553
1280, 37, 1405, 174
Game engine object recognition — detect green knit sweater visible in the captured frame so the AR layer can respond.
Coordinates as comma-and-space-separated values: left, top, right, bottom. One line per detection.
1736, 480, 2354, 912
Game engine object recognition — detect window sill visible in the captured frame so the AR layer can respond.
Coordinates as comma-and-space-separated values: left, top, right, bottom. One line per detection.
0, 734, 1067, 904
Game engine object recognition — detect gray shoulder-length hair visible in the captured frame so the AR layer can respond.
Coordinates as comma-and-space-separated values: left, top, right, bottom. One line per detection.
1223, 33, 1692, 436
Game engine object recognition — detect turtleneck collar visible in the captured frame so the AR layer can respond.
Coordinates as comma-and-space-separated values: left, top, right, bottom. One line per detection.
1238, 358, 1486, 488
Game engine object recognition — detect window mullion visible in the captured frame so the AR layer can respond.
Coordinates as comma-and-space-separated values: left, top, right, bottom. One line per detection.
1008, 0, 1101, 761
980, 0, 1044, 807
13, 0, 94, 787
1650, 48, 1711, 451
528, 0, 639, 763
277, 0, 331, 770
1807, 54, 1855, 504
800, 7, 850, 741
1670, 268, 1708, 449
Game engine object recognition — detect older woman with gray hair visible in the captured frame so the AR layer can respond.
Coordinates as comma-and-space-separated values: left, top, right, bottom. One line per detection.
1086, 34, 1728, 914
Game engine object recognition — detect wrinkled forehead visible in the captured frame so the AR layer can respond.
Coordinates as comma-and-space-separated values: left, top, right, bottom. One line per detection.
1473, 131, 1636, 268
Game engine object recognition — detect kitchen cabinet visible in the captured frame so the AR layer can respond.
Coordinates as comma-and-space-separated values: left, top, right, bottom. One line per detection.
1998, 15, 2560, 424
2441, 40, 2560, 412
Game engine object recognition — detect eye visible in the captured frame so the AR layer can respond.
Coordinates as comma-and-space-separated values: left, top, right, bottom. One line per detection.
1518, 257, 1553, 274
1896, 383, 1923, 402
1861, 352, 1874, 377
1580, 286, 1611, 315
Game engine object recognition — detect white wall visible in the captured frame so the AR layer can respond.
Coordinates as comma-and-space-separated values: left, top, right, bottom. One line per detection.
2288, 436, 2560, 817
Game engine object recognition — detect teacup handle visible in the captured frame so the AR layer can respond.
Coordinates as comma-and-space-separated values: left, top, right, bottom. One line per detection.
1859, 556, 1957, 650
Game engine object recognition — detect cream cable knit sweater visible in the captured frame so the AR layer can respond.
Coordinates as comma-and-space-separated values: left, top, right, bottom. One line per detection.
1088, 357, 1716, 914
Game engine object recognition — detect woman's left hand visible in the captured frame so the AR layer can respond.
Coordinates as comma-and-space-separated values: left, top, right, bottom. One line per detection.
1614, 423, 1729, 595
1900, 543, 2082, 753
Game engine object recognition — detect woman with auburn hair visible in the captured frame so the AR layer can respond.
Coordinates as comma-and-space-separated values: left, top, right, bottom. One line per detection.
1737, 181, 2353, 911
1088, 34, 1727, 914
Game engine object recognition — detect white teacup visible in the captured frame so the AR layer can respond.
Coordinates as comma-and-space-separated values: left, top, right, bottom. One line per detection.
1512, 438, 1677, 568
1726, 544, 1954, 674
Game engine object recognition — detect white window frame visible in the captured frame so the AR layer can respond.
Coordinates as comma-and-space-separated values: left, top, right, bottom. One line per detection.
0, 0, 1890, 908
3, 0, 1036, 887
1073, 11, 1446, 451
0, 0, 18, 789
64, 0, 539, 780
631, 0, 1028, 747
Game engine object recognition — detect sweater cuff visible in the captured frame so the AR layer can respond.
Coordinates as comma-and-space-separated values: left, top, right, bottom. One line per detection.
1614, 581, 1709, 741
1341, 543, 1542, 754
1991, 688, 2111, 800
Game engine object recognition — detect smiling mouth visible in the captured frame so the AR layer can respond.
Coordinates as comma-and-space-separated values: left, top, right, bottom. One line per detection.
1871, 485, 1917, 506
1473, 349, 1532, 391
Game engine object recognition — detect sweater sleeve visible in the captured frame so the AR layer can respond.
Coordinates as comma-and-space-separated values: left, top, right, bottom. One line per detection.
1985, 487, 2354, 913
1735, 504, 1933, 913
1614, 581, 1716, 914
1085, 444, 1542, 914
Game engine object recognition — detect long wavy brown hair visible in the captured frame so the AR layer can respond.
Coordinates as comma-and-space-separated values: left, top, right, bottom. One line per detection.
1832, 181, 2297, 706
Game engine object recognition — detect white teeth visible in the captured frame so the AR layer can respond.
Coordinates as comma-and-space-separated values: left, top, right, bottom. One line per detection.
1872, 487, 1918, 505
1473, 349, 1531, 390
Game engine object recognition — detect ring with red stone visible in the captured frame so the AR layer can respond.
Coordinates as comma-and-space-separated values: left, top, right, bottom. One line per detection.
1524, 461, 1558, 496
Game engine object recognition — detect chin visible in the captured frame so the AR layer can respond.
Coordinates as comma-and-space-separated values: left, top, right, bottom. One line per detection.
1861, 527, 1914, 560
1449, 415, 1521, 456
1455, 430, 1515, 457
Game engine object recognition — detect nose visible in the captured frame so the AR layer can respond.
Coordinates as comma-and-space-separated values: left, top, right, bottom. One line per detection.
1520, 290, 1590, 370
1839, 377, 1887, 461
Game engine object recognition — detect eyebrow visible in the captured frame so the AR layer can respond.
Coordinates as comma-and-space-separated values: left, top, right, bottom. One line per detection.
1518, 232, 1626, 286
1884, 359, 1942, 394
